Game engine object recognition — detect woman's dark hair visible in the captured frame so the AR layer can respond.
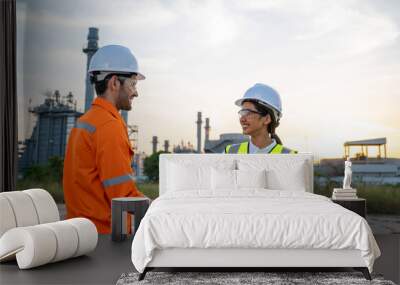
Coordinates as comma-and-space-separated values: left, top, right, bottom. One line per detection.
243, 99, 282, 145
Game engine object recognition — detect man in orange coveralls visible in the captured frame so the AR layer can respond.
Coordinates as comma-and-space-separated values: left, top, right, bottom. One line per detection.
63, 45, 145, 234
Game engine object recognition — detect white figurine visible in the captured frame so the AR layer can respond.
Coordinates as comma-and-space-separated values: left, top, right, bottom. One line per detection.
343, 157, 352, 189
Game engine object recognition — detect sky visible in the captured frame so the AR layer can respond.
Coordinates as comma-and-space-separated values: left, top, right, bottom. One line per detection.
16, 0, 400, 159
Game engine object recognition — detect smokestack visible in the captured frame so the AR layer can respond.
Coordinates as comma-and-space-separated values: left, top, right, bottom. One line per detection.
83, 27, 99, 112
196, 112, 202, 153
152, 136, 158, 154
164, 140, 169, 152
205, 118, 210, 142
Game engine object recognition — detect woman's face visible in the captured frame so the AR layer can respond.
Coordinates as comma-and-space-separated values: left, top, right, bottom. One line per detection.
239, 101, 271, 136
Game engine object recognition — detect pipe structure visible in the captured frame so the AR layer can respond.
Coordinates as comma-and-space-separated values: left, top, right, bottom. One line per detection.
196, 112, 202, 153
152, 136, 158, 154
83, 27, 99, 112
164, 140, 169, 152
205, 117, 210, 143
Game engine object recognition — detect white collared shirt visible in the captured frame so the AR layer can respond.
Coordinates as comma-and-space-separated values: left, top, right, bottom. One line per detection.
249, 139, 277, 154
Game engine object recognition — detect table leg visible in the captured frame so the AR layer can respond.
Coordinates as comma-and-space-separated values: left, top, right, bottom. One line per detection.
111, 201, 125, 241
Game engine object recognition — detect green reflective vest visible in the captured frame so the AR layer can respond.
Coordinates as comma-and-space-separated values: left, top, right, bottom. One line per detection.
224, 141, 297, 154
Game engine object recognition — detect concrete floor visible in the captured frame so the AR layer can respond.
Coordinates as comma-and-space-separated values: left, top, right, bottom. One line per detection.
368, 215, 400, 235
5, 204, 394, 284
0, 235, 134, 285
1, 234, 398, 285
366, 214, 400, 284
374, 233, 400, 284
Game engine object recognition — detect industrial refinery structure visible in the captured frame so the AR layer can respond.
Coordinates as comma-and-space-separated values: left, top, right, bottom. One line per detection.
18, 91, 82, 171
317, 137, 400, 185
151, 111, 248, 154
18, 27, 141, 176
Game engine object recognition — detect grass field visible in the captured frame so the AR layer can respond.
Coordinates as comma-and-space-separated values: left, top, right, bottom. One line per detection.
16, 179, 399, 215
16, 180, 160, 203
314, 182, 400, 215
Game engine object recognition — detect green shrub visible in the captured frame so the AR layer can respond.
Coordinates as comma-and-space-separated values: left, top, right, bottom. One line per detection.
137, 183, 159, 200
23, 156, 63, 183
18, 156, 64, 203
143, 151, 169, 182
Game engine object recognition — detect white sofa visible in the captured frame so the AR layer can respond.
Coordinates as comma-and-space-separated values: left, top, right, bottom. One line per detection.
0, 189, 98, 269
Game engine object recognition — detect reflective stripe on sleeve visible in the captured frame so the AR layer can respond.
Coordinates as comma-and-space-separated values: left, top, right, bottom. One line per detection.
76, 122, 96, 133
102, 173, 134, 188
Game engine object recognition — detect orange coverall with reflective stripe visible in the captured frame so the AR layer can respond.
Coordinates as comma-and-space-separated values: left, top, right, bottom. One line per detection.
63, 97, 143, 234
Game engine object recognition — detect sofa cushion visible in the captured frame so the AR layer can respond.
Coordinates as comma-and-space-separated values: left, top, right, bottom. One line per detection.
0, 196, 17, 237
0, 218, 97, 269
0, 191, 39, 228
23, 189, 59, 224
0, 189, 60, 238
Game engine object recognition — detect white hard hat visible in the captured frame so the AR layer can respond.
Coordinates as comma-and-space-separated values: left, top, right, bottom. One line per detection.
235, 83, 282, 121
88, 44, 145, 80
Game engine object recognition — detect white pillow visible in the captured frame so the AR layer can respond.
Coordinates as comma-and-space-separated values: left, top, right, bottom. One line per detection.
238, 159, 307, 191
236, 169, 267, 189
166, 159, 236, 192
167, 162, 211, 191
266, 163, 306, 191
211, 168, 236, 191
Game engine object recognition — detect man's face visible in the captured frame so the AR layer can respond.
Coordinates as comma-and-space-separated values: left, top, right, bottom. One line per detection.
239, 101, 270, 135
116, 75, 138, 111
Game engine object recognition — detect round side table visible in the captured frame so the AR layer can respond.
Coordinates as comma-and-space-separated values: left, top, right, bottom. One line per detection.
111, 197, 150, 242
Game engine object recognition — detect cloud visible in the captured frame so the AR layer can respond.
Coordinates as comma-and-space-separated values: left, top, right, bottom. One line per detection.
21, 0, 177, 29
292, 1, 400, 59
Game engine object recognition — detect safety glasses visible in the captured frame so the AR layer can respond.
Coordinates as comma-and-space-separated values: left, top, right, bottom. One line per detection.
238, 108, 264, 118
118, 76, 137, 92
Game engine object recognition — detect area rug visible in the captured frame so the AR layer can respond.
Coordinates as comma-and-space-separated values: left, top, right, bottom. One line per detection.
116, 271, 396, 285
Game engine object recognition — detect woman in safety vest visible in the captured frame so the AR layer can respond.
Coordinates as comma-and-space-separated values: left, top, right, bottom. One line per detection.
225, 83, 297, 154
